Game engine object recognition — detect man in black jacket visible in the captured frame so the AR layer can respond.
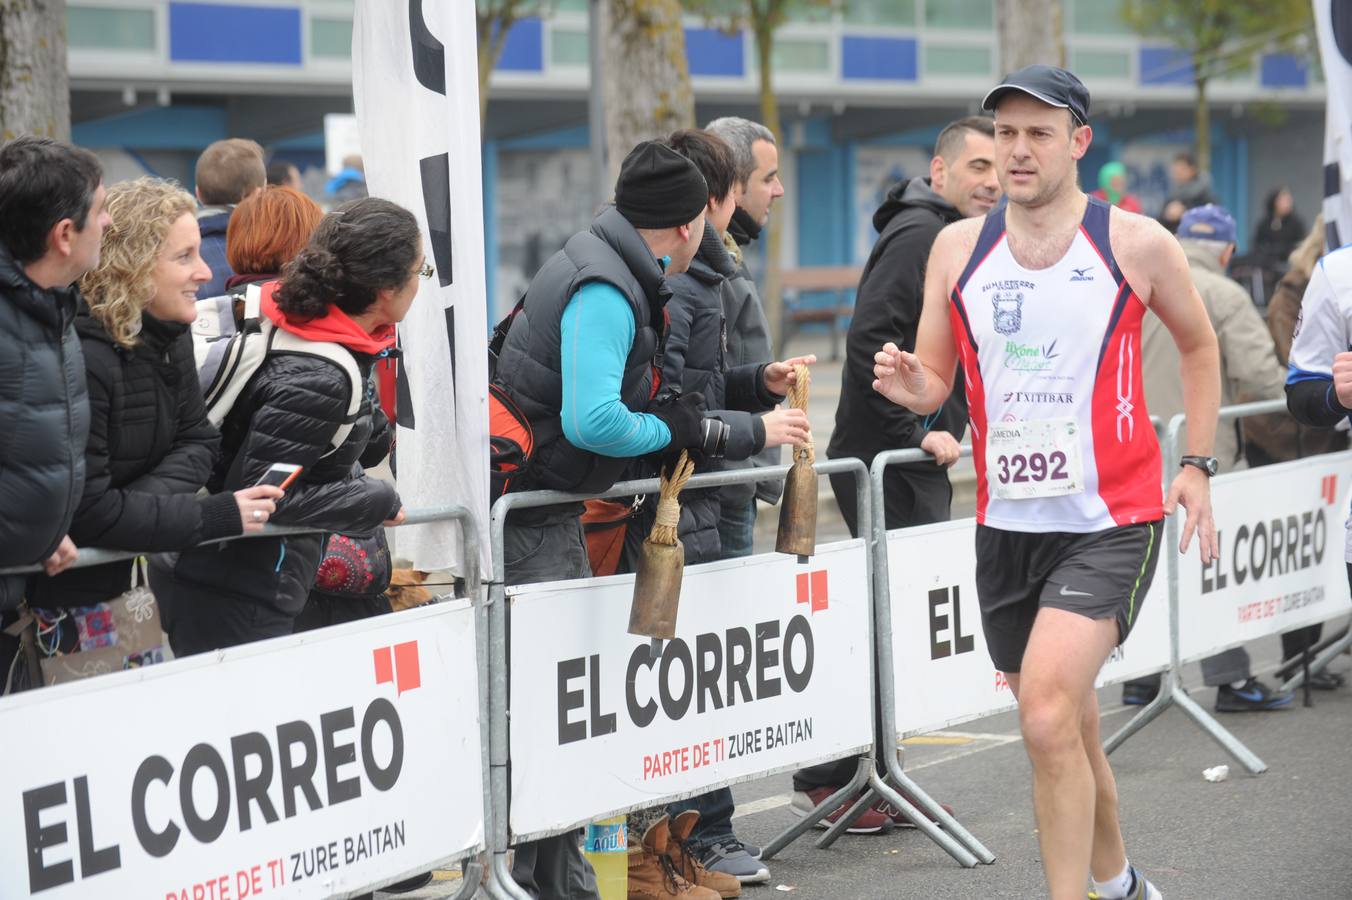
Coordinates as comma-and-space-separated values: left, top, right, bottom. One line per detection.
791, 117, 999, 832
827, 116, 999, 534
0, 137, 111, 609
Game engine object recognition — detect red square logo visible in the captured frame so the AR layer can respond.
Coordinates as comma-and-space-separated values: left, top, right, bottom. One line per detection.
373, 646, 393, 685
393, 640, 421, 695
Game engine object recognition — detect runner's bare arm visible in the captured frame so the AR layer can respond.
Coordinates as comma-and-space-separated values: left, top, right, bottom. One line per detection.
872, 220, 974, 415
1114, 209, 1220, 562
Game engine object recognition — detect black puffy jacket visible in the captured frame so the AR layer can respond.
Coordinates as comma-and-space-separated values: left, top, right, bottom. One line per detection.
829, 177, 969, 465
29, 309, 242, 609
631, 223, 779, 564
0, 241, 90, 608
154, 332, 398, 644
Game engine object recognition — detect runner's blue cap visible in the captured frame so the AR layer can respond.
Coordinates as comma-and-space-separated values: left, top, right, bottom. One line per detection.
983, 65, 1090, 126
1177, 204, 1237, 244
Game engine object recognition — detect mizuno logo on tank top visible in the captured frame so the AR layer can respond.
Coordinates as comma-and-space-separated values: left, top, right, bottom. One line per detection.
948, 197, 1163, 533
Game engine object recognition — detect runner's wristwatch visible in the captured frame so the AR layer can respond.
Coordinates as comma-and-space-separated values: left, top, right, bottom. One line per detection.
1179, 455, 1219, 477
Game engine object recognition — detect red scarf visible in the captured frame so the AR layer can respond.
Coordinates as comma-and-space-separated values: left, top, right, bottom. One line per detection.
260, 281, 396, 356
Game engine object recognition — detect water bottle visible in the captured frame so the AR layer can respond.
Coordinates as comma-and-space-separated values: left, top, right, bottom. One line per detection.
583, 815, 628, 899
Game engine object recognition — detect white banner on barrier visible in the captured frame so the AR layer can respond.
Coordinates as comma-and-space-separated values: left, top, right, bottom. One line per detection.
508, 541, 873, 840
0, 602, 484, 900
1179, 452, 1352, 662
887, 519, 1170, 737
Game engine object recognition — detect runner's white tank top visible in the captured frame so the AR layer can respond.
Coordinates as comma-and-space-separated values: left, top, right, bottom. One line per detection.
949, 197, 1162, 533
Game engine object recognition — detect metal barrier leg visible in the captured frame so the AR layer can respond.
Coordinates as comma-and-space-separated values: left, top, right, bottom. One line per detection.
811, 759, 880, 850
881, 764, 996, 865
867, 773, 980, 868
869, 449, 996, 868
1102, 683, 1172, 755
1171, 684, 1268, 774
484, 582, 534, 900
760, 755, 872, 860
1279, 626, 1352, 693
450, 858, 485, 900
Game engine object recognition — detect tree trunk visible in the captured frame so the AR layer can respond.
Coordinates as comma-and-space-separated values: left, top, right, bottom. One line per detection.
0, 0, 70, 141
1194, 73, 1210, 175
601, 0, 694, 185
753, 18, 784, 351
476, 11, 511, 125
995, 0, 1064, 73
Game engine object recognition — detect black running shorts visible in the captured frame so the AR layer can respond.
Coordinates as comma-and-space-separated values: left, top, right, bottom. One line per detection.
974, 520, 1163, 673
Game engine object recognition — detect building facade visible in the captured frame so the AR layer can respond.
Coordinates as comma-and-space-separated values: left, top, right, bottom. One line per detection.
68, 1, 1326, 315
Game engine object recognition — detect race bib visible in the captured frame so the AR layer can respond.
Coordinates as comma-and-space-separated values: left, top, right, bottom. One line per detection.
986, 418, 1084, 500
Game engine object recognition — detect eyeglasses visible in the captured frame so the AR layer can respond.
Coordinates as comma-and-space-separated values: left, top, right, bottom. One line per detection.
416, 261, 434, 280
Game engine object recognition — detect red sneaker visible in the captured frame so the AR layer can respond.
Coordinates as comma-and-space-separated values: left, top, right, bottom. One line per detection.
790, 787, 892, 834
870, 794, 955, 829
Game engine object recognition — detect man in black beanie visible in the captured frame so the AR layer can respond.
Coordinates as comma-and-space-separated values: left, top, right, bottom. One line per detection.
492, 140, 729, 900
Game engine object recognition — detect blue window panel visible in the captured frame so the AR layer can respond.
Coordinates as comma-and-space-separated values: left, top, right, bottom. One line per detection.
169, 3, 301, 64
1138, 46, 1193, 86
685, 27, 744, 77
73, 105, 227, 150
497, 17, 543, 71
841, 35, 917, 81
1261, 53, 1308, 89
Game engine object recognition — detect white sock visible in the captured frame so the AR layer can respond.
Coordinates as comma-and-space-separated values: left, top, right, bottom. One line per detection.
1229, 679, 1249, 689
1092, 861, 1134, 899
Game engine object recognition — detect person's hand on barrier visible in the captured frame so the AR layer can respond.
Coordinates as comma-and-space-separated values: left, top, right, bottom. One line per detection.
763, 354, 818, 395
873, 342, 928, 407
234, 485, 284, 534
920, 430, 961, 467
43, 535, 78, 576
1164, 466, 1218, 563
1334, 350, 1352, 409
762, 406, 811, 448
651, 392, 707, 449
384, 507, 407, 527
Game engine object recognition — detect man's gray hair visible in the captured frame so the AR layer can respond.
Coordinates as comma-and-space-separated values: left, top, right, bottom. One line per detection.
1179, 237, 1232, 261
704, 117, 776, 186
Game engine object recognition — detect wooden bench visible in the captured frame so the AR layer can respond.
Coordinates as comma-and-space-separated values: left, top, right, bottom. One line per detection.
779, 265, 863, 361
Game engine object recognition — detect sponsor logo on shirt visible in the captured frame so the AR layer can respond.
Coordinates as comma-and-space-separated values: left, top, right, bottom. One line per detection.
1001, 390, 1074, 404
992, 291, 1025, 336
1002, 339, 1060, 372
1069, 266, 1095, 282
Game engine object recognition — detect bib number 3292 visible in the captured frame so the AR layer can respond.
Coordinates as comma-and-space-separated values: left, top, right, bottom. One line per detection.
986, 418, 1084, 500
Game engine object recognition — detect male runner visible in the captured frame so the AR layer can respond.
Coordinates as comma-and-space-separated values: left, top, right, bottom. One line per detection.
872, 66, 1220, 900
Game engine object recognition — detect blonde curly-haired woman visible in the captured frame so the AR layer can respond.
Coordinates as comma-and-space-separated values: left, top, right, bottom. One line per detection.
29, 177, 280, 614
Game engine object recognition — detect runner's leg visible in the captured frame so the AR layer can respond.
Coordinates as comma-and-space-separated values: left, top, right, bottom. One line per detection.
1080, 684, 1128, 882
1011, 607, 1119, 900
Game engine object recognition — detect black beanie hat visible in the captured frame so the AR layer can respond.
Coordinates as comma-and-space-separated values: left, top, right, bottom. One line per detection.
614, 140, 709, 229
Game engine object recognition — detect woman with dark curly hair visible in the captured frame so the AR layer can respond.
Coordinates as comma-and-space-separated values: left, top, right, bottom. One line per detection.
29, 177, 281, 614
154, 197, 421, 653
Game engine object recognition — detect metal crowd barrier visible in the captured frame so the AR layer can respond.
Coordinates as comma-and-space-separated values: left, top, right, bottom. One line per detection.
10, 397, 1351, 897
1103, 400, 1352, 773
0, 505, 487, 900
483, 459, 881, 897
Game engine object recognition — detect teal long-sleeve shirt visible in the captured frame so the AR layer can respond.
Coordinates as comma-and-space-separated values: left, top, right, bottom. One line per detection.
559, 282, 672, 456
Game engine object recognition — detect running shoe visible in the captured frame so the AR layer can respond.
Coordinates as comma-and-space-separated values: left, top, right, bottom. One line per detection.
789, 787, 891, 834
1120, 681, 1159, 706
698, 839, 770, 885
1087, 865, 1163, 899
1214, 678, 1294, 712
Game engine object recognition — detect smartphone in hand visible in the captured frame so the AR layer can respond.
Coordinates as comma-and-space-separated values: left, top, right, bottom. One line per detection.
256, 463, 302, 490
